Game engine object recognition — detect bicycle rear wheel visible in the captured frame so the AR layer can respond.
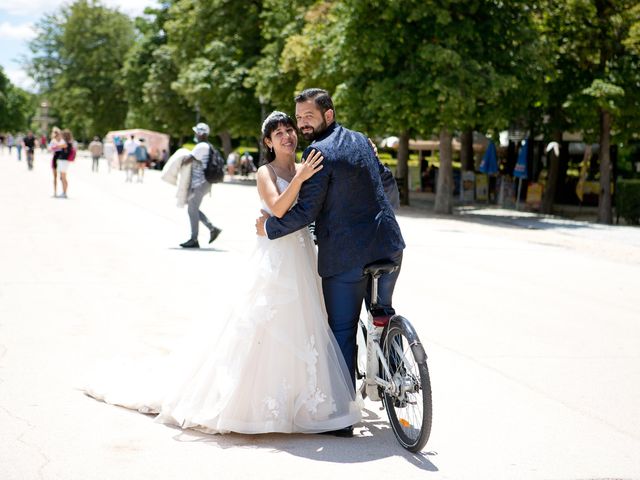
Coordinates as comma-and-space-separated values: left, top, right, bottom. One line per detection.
381, 316, 432, 452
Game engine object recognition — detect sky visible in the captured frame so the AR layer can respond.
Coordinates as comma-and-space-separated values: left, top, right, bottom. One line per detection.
0, 0, 155, 91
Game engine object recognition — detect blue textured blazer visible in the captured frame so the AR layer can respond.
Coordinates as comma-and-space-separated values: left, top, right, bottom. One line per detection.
265, 122, 405, 278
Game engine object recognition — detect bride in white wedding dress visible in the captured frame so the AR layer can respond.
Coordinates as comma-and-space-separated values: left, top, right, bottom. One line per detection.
84, 111, 361, 434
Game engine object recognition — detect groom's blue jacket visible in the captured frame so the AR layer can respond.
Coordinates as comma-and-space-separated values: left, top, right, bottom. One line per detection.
265, 122, 405, 278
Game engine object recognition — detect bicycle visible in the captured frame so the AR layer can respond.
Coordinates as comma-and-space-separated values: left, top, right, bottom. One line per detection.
355, 262, 432, 452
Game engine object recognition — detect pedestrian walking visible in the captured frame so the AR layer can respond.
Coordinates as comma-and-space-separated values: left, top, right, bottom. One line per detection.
55, 129, 75, 198
134, 138, 148, 182
179, 122, 222, 248
123, 135, 138, 182
23, 131, 36, 170
49, 127, 66, 197
89, 136, 103, 172
114, 135, 124, 170
15, 133, 23, 161
103, 141, 115, 173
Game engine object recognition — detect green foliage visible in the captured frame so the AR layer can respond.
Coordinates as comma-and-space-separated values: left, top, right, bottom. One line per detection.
623, 3, 640, 52
616, 179, 640, 224
16, 0, 640, 189
542, 0, 640, 142
27, 0, 134, 139
276, 0, 548, 208
165, 0, 262, 137
249, 0, 316, 113
278, 0, 545, 138
0, 68, 36, 131
121, 4, 193, 135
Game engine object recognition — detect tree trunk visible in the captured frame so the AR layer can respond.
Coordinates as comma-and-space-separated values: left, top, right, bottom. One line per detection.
434, 128, 453, 214
598, 108, 613, 224
541, 130, 562, 214
397, 131, 410, 206
218, 130, 232, 159
460, 128, 474, 171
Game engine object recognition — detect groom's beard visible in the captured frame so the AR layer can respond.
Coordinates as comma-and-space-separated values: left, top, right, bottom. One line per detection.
300, 118, 328, 142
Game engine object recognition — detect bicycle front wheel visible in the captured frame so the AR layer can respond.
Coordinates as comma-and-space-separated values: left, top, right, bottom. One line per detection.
381, 316, 432, 452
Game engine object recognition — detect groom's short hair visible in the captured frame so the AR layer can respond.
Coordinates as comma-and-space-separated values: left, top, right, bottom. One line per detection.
295, 88, 334, 115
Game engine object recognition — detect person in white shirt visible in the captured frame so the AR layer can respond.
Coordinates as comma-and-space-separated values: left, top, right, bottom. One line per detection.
123, 135, 138, 182
179, 123, 222, 248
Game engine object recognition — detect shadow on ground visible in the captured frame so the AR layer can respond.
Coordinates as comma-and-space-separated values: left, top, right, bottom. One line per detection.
164, 407, 439, 472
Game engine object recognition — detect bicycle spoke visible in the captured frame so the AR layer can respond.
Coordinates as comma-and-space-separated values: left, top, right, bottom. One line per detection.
382, 319, 432, 452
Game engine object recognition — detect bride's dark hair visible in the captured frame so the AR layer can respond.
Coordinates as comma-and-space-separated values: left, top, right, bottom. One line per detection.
261, 111, 296, 163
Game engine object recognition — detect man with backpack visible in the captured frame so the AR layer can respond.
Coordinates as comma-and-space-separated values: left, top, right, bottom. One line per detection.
179, 122, 223, 249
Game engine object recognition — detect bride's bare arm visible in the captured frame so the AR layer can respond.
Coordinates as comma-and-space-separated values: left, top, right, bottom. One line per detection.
257, 150, 323, 218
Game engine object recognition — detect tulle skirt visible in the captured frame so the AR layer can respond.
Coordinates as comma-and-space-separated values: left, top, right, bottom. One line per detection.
84, 227, 361, 434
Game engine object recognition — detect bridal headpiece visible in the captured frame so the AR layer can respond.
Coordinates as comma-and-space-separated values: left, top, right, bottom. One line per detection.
261, 111, 290, 136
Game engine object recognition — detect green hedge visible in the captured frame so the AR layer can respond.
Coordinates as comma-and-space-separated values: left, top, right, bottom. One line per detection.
616, 179, 640, 225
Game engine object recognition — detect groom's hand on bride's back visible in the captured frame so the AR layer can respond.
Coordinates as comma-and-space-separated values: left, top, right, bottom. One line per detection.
255, 209, 270, 236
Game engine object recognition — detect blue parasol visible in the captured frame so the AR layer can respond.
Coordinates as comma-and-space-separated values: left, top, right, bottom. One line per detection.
479, 141, 498, 175
514, 139, 528, 179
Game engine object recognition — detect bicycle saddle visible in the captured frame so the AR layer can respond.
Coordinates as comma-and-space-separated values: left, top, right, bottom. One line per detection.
363, 261, 398, 277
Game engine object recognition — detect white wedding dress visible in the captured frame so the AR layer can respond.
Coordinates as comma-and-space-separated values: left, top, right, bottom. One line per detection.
84, 176, 361, 434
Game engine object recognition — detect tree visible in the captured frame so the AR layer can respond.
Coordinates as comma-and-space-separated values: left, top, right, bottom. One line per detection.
249, 0, 316, 114
285, 0, 543, 212
121, 4, 194, 137
534, 1, 593, 214
27, 0, 134, 139
0, 68, 36, 132
554, 0, 640, 223
164, 0, 263, 156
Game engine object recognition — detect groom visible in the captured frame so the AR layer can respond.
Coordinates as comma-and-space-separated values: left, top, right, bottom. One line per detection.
257, 87, 405, 403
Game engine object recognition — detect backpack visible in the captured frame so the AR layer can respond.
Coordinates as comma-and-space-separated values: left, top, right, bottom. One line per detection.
204, 143, 225, 183
135, 145, 148, 161
67, 143, 76, 162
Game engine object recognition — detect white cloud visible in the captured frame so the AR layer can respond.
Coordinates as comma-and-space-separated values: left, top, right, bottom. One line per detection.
0, 0, 157, 92
4, 66, 35, 91
0, 21, 35, 40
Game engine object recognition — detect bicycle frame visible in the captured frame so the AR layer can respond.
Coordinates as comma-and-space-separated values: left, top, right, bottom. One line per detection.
360, 274, 395, 401
357, 263, 432, 452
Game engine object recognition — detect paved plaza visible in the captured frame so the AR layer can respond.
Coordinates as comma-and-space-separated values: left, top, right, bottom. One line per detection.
1, 148, 639, 479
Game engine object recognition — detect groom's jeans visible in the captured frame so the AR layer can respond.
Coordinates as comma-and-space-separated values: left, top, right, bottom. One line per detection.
322, 250, 403, 388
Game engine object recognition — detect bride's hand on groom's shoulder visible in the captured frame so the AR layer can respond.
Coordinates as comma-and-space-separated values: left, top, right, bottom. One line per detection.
368, 138, 379, 158
255, 209, 270, 236
295, 149, 324, 182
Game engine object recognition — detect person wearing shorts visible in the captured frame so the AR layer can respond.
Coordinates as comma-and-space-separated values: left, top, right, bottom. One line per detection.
55, 129, 74, 198
124, 135, 138, 182
48, 127, 66, 197
134, 138, 148, 183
